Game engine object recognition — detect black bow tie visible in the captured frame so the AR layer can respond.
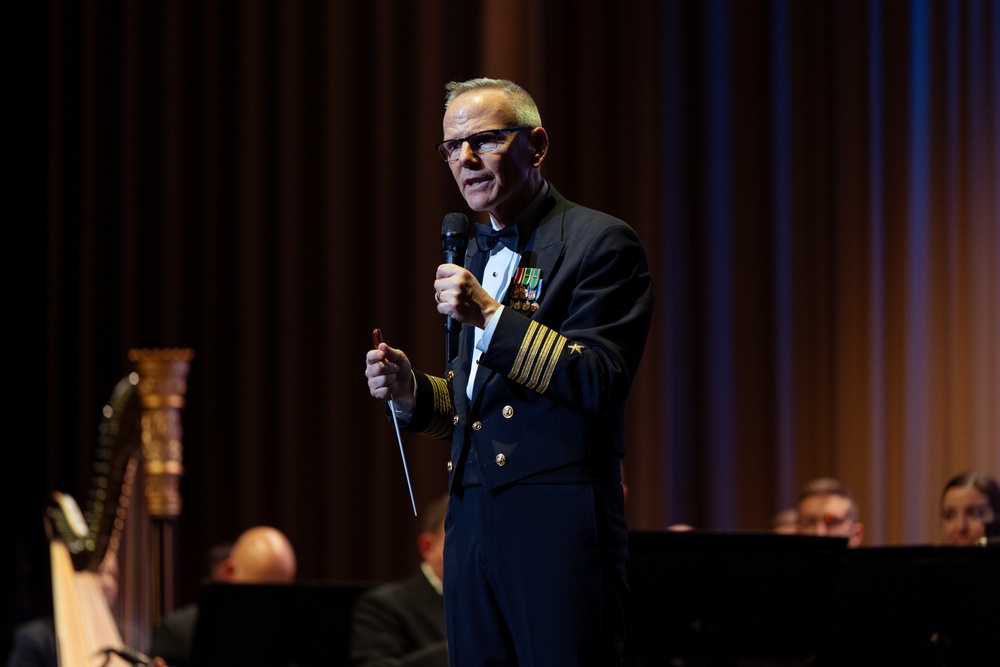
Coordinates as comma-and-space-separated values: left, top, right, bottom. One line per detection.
475, 223, 518, 252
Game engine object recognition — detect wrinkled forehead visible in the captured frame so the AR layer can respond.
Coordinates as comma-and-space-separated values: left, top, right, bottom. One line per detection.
443, 89, 515, 134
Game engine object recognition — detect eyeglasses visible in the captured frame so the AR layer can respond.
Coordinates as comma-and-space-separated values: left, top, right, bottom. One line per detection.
435, 127, 532, 163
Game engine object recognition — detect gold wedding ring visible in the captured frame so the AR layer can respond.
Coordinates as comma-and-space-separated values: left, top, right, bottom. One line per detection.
435, 291, 441, 303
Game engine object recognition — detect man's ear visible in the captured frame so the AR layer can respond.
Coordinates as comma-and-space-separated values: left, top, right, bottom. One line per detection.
219, 558, 237, 582
850, 522, 865, 547
529, 127, 549, 167
416, 532, 433, 558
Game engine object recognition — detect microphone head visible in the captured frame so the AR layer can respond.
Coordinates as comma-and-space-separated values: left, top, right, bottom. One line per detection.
441, 212, 470, 254
441, 213, 469, 242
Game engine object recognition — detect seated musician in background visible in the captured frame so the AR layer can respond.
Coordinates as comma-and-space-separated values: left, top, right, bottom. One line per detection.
939, 470, 1000, 547
349, 494, 449, 667
795, 477, 864, 548
135, 540, 231, 667
149, 526, 297, 667
6, 549, 119, 667
201, 541, 234, 586
769, 507, 799, 535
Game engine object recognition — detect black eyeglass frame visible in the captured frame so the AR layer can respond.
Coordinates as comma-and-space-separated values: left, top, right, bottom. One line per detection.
435, 126, 533, 163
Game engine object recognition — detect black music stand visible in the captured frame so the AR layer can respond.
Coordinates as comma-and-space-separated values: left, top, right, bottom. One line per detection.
818, 545, 999, 666
188, 581, 374, 667
623, 530, 847, 666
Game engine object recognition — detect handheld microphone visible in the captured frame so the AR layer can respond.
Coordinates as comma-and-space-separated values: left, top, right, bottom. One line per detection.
441, 213, 470, 336
442, 212, 470, 267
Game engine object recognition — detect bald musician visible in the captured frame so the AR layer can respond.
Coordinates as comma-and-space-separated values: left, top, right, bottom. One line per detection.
149, 526, 297, 667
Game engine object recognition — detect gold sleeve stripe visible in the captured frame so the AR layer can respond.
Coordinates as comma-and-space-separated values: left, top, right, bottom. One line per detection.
526, 328, 557, 389
531, 331, 565, 393
419, 374, 455, 438
508, 321, 566, 394
510, 320, 542, 379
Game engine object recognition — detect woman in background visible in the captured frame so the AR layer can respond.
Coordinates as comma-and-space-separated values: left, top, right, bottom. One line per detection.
939, 471, 1000, 546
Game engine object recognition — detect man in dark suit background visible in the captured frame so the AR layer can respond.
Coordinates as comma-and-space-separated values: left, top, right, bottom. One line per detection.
365, 77, 654, 666
348, 494, 449, 667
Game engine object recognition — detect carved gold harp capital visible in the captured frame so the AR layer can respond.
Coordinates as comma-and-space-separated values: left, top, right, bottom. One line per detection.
128, 348, 194, 519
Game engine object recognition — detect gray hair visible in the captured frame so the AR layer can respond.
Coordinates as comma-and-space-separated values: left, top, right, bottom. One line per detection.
798, 477, 860, 521
421, 493, 450, 535
444, 78, 542, 128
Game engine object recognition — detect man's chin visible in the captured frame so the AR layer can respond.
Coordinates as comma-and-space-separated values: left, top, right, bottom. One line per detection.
461, 195, 492, 212
462, 183, 497, 207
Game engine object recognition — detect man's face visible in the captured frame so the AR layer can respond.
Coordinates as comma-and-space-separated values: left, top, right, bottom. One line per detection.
441, 89, 538, 226
797, 494, 863, 547
941, 485, 995, 546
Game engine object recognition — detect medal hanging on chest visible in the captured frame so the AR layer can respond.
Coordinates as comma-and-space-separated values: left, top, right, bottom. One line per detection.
508, 267, 543, 313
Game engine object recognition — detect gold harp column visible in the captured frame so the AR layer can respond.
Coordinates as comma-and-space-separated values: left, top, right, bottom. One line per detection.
129, 347, 194, 622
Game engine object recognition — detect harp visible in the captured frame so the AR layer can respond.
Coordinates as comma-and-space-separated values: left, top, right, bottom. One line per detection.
44, 349, 194, 667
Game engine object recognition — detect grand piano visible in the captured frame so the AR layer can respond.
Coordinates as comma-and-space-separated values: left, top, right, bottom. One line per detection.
623, 530, 998, 666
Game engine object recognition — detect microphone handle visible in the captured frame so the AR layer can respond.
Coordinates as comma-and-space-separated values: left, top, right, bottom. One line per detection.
441, 216, 469, 360
443, 247, 463, 335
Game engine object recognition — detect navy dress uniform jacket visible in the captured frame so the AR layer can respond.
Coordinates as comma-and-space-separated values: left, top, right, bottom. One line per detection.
404, 184, 653, 491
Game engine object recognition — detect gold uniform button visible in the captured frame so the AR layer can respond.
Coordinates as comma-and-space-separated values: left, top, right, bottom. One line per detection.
472, 421, 483, 431
502, 405, 514, 418
495, 453, 507, 467
446, 461, 454, 472
452, 415, 460, 425
447, 370, 454, 381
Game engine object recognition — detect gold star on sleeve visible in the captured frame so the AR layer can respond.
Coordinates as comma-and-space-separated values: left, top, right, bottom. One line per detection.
567, 342, 585, 355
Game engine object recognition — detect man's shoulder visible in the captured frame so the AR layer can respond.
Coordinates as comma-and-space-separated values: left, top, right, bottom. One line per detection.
371, 568, 426, 592
8, 615, 57, 666
160, 601, 201, 628
358, 570, 430, 604
11, 615, 55, 644
543, 186, 633, 243
547, 184, 624, 222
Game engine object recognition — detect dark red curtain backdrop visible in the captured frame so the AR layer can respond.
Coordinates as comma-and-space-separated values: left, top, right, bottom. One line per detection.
12, 0, 998, 636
